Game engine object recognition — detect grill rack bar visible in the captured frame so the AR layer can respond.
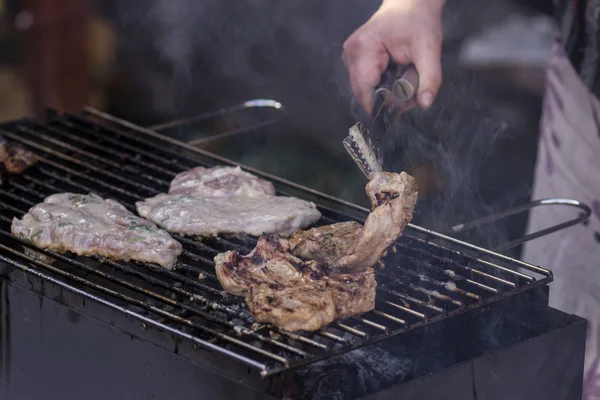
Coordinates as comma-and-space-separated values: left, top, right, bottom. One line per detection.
0, 198, 347, 353
142, 102, 590, 273
0, 252, 270, 372
148, 99, 285, 146
86, 106, 572, 276
0, 107, 560, 377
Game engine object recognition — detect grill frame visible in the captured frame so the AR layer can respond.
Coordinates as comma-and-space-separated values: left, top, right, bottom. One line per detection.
0, 107, 563, 378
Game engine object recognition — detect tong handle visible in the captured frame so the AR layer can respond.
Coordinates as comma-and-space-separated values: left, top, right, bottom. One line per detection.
373, 63, 420, 111
393, 65, 419, 101
345, 63, 421, 177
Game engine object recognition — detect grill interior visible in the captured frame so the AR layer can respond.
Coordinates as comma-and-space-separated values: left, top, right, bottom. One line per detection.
0, 109, 552, 377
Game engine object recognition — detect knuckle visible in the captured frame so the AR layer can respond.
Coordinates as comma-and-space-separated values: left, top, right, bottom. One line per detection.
342, 35, 359, 55
422, 63, 442, 86
343, 31, 371, 55
429, 75, 442, 90
415, 28, 442, 48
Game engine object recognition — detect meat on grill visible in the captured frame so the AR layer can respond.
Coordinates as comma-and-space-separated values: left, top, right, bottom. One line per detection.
247, 284, 335, 332
11, 193, 182, 269
246, 267, 376, 331
0, 135, 36, 184
137, 194, 321, 237
215, 234, 326, 296
215, 234, 376, 331
289, 172, 418, 272
136, 165, 321, 237
169, 165, 276, 197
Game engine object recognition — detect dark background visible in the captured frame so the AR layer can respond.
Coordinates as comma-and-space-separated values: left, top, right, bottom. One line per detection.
0, 0, 558, 257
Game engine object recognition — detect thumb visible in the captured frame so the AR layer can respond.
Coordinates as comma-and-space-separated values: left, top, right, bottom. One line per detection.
411, 35, 442, 109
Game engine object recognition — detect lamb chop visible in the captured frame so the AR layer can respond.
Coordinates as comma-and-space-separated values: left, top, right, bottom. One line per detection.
290, 171, 418, 272
246, 284, 336, 332
137, 165, 321, 237
0, 135, 36, 184
11, 193, 182, 269
215, 234, 376, 332
215, 234, 327, 296
246, 266, 377, 331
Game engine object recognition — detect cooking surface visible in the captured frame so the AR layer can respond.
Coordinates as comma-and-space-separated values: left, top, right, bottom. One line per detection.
0, 110, 552, 377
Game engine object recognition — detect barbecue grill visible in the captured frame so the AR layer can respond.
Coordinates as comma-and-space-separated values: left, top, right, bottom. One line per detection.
0, 102, 591, 399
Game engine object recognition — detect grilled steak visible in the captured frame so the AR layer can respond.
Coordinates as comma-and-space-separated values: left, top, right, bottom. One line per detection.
169, 165, 276, 197
290, 172, 418, 272
137, 166, 321, 237
11, 193, 182, 269
247, 284, 336, 332
325, 267, 377, 320
0, 135, 36, 184
215, 234, 326, 296
246, 267, 376, 331
215, 234, 376, 331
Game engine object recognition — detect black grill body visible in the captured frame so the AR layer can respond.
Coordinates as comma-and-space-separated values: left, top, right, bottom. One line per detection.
0, 109, 587, 399
0, 269, 585, 399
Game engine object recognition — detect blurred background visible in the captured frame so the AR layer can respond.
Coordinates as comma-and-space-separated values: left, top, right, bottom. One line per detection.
0, 0, 557, 258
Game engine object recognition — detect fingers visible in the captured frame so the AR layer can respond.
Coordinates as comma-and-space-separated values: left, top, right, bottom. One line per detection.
343, 7, 444, 113
343, 35, 389, 114
349, 56, 386, 114
346, 33, 442, 113
410, 33, 442, 109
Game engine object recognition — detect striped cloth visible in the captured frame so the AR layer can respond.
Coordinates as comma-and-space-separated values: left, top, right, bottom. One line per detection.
523, 2, 600, 399
555, 0, 600, 100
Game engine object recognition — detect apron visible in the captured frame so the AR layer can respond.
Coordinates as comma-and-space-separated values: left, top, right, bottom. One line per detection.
522, 39, 600, 399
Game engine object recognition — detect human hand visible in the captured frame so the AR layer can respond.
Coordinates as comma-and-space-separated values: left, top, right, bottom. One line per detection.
343, 0, 446, 113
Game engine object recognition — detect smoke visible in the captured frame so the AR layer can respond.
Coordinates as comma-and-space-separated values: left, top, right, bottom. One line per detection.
379, 63, 539, 254
109, 0, 542, 254
291, 343, 413, 399
112, 0, 358, 128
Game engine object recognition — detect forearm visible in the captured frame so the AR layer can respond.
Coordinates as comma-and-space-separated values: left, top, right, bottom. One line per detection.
380, 0, 446, 12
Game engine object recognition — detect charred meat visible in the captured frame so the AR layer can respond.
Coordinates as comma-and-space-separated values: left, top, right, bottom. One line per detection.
247, 284, 336, 332
215, 235, 376, 332
215, 234, 326, 296
325, 267, 377, 320
246, 267, 377, 331
0, 135, 36, 183
137, 165, 321, 237
11, 193, 182, 269
290, 172, 418, 272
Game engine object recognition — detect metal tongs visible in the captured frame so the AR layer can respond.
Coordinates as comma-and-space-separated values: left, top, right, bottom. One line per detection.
343, 63, 420, 178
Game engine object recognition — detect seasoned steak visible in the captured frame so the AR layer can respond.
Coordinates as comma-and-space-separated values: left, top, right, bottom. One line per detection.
137, 166, 321, 237
290, 221, 362, 265
137, 193, 321, 237
290, 172, 418, 272
215, 235, 376, 332
11, 193, 182, 269
169, 165, 275, 198
0, 135, 36, 183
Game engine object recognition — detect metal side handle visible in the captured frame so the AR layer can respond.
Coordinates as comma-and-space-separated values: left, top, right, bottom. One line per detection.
448, 198, 592, 252
147, 99, 285, 145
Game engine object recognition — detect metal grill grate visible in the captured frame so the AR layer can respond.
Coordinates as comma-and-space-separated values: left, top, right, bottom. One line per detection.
0, 109, 553, 377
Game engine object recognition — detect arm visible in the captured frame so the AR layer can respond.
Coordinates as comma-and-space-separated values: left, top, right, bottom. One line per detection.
342, 0, 446, 112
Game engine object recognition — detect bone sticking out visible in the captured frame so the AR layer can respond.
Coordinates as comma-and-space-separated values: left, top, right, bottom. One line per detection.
343, 123, 383, 179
